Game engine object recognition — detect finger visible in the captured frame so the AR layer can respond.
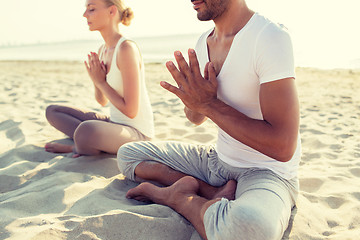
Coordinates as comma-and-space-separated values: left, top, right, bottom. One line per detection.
88, 54, 94, 67
92, 52, 99, 62
160, 81, 184, 99
101, 61, 107, 72
84, 61, 90, 72
188, 49, 202, 79
208, 62, 218, 88
174, 51, 191, 81
92, 54, 102, 70
91, 52, 99, 66
204, 62, 210, 81
166, 61, 188, 89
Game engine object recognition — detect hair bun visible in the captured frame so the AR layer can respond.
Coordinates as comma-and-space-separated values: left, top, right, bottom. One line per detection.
121, 7, 134, 26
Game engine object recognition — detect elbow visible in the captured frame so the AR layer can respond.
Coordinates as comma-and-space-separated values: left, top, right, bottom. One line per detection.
124, 109, 138, 119
127, 113, 137, 119
275, 152, 293, 163
273, 141, 297, 162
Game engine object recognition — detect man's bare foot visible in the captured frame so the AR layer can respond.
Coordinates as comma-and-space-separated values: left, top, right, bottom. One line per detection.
212, 180, 237, 200
198, 179, 237, 200
127, 176, 233, 240
126, 176, 200, 206
45, 142, 73, 153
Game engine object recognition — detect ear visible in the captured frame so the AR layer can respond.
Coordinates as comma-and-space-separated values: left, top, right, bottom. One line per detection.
109, 5, 118, 16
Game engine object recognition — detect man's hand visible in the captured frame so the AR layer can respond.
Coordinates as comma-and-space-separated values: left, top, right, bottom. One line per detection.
162, 49, 218, 115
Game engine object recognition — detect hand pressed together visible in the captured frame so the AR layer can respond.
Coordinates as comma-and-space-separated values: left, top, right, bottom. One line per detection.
162, 49, 218, 115
84, 52, 107, 87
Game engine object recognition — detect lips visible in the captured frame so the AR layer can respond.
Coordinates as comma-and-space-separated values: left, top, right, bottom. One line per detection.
192, 0, 204, 10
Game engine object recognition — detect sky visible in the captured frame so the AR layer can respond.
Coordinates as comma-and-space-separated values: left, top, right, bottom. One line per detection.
1, 0, 360, 67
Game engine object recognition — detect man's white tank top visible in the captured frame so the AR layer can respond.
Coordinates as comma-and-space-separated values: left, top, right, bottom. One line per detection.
101, 37, 154, 138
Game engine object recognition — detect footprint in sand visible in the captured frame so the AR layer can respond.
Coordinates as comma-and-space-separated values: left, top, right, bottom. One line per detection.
171, 128, 188, 136
0, 175, 22, 193
323, 195, 346, 209
351, 192, 360, 201
349, 168, 360, 178
299, 177, 324, 193
327, 220, 339, 228
185, 133, 215, 144
322, 231, 335, 237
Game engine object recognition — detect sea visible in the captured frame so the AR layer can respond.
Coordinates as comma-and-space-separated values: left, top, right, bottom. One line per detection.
0, 34, 359, 70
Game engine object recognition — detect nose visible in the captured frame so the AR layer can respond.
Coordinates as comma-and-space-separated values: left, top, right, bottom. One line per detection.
83, 10, 87, 18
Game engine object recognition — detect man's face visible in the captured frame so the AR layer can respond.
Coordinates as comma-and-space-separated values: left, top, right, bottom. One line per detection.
191, 0, 230, 21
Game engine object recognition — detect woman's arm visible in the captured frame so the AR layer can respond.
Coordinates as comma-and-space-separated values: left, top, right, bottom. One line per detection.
92, 41, 140, 119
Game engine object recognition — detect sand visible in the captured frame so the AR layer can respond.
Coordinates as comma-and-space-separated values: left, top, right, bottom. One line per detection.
0, 60, 359, 240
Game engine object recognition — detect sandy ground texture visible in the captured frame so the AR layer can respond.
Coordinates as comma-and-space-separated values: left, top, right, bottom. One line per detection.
0, 61, 359, 240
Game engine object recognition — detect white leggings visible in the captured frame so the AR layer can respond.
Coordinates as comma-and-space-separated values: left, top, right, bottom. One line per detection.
46, 104, 149, 155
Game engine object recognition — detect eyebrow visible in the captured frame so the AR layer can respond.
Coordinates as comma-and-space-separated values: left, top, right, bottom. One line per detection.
86, 3, 96, 7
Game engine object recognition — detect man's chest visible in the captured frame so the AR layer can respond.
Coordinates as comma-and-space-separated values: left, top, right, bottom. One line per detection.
207, 37, 234, 76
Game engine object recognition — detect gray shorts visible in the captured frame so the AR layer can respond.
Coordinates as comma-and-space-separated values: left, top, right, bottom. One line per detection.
117, 141, 299, 240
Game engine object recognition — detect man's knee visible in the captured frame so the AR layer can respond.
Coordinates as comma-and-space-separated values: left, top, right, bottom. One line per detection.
233, 205, 280, 240
117, 142, 144, 180
205, 201, 281, 240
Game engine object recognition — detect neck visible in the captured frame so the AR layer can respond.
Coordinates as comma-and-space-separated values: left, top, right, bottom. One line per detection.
213, 1, 254, 38
100, 25, 122, 48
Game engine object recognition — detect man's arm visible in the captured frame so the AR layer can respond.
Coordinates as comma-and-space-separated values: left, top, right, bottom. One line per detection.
163, 49, 299, 162
184, 107, 207, 125
203, 78, 299, 162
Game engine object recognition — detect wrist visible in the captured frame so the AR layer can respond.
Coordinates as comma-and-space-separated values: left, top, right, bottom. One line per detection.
199, 98, 220, 116
94, 79, 107, 89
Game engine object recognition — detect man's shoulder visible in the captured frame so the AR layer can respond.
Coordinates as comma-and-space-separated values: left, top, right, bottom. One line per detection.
253, 13, 291, 37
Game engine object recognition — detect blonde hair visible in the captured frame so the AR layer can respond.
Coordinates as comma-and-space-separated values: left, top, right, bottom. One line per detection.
103, 0, 134, 26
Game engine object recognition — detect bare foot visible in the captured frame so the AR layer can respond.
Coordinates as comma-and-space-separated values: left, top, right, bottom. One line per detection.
212, 180, 237, 200
126, 176, 200, 206
71, 153, 82, 158
199, 179, 237, 201
45, 142, 73, 153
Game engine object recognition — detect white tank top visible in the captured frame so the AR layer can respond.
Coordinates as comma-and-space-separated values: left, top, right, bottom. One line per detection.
101, 37, 154, 138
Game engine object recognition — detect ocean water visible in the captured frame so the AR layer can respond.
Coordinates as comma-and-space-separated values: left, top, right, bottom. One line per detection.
0, 34, 359, 69
0, 34, 200, 64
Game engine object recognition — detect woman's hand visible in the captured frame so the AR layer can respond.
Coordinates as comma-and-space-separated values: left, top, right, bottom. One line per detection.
84, 52, 107, 87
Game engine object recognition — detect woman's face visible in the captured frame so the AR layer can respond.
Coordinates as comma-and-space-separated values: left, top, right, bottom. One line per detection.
83, 0, 111, 31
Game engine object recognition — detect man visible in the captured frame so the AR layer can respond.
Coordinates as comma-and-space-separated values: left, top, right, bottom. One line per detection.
117, 0, 301, 239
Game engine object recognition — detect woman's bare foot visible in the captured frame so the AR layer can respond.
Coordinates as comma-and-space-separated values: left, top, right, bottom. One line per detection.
45, 142, 73, 153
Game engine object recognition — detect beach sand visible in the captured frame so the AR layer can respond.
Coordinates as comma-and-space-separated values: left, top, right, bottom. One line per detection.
0, 61, 359, 239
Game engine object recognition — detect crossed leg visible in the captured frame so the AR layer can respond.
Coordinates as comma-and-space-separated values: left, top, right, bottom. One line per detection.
132, 160, 237, 200
45, 104, 145, 156
118, 141, 237, 240
118, 142, 297, 240
127, 176, 233, 240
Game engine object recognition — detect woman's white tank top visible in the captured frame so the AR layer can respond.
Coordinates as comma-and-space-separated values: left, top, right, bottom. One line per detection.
101, 37, 154, 138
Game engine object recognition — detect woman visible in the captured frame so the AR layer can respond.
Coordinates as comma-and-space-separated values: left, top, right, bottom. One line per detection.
45, 0, 154, 157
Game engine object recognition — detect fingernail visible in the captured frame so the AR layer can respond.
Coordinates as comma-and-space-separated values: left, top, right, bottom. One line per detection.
175, 51, 181, 56
189, 49, 195, 54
